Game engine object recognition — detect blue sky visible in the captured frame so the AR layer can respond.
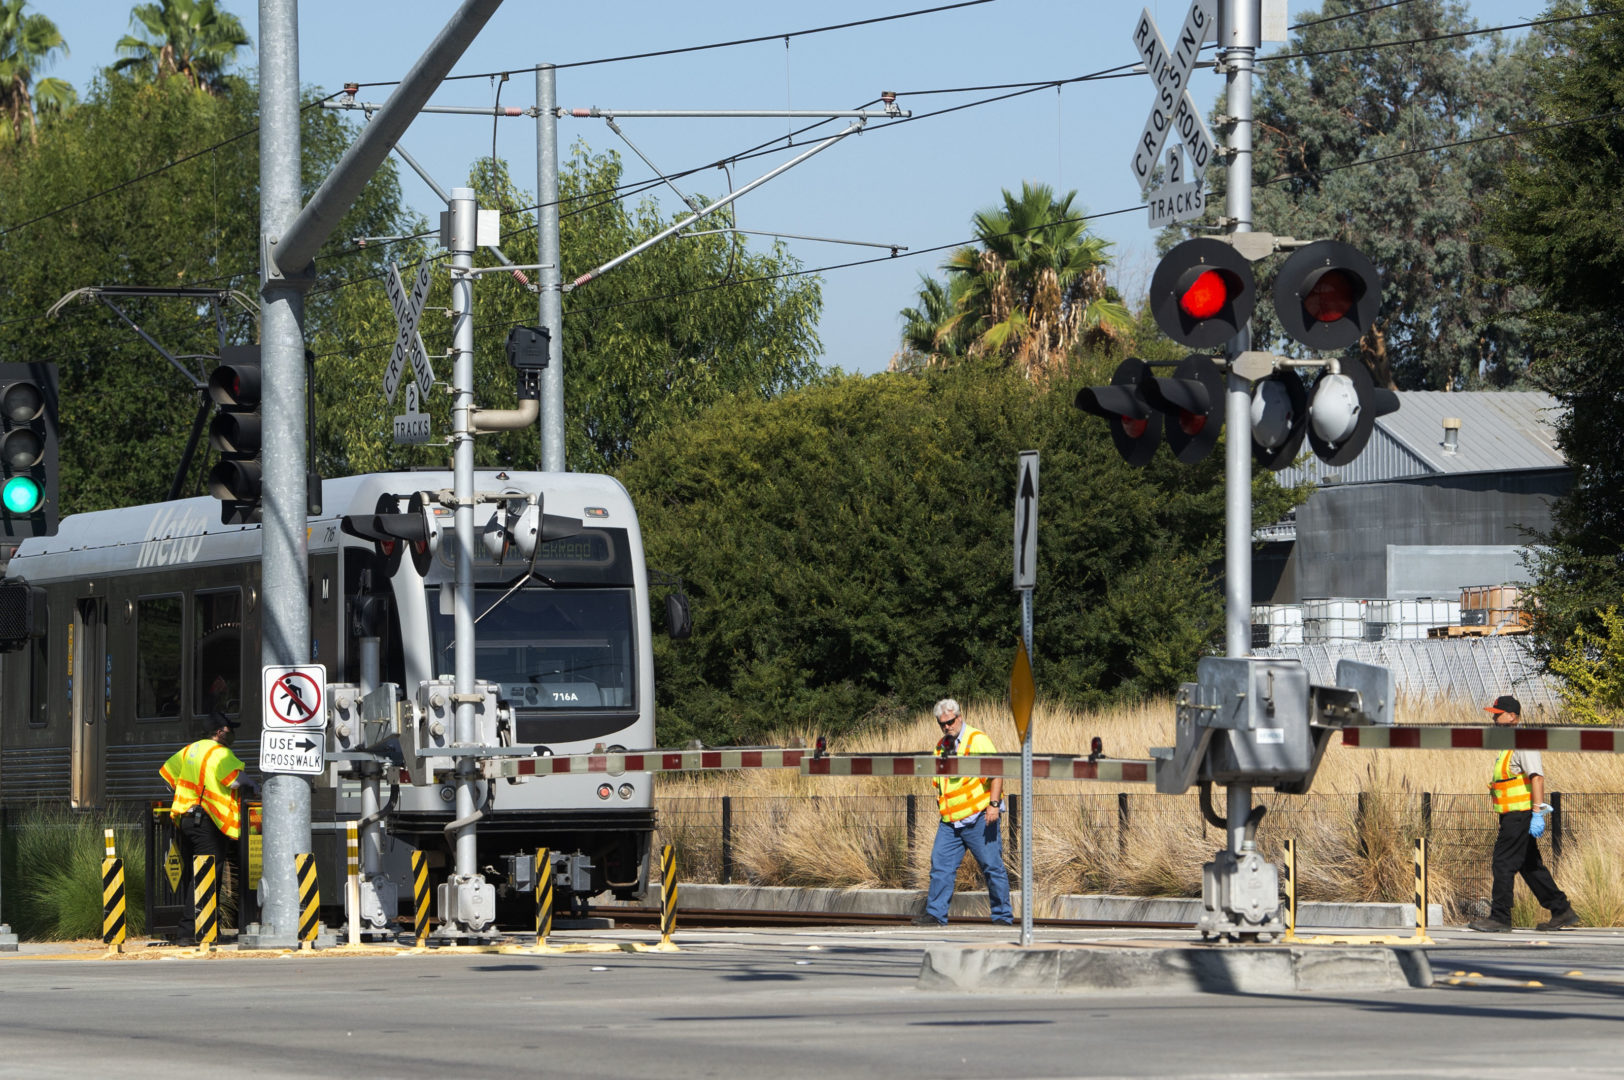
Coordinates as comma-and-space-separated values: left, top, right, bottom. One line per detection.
41, 1, 1542, 375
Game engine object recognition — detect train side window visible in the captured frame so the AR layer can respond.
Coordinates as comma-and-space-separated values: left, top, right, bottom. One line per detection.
194, 589, 243, 718
27, 623, 47, 728
135, 594, 184, 721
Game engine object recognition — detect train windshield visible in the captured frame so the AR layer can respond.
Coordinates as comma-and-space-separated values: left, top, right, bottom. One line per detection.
429, 586, 636, 712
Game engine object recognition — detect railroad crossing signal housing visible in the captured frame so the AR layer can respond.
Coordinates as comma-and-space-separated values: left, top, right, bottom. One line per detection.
1306, 358, 1399, 467
1076, 357, 1163, 467
206, 346, 263, 526
1150, 238, 1257, 349
0, 362, 59, 540
1249, 370, 1309, 472
1141, 354, 1225, 464
1272, 240, 1382, 351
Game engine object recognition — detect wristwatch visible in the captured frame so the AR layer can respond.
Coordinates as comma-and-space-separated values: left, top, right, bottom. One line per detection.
991, 800, 1005, 811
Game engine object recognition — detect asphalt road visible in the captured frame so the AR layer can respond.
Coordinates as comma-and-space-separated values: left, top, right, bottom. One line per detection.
2, 926, 1621, 1079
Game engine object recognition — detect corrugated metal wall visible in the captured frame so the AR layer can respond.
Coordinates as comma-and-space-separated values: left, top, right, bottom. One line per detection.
1256, 636, 1560, 713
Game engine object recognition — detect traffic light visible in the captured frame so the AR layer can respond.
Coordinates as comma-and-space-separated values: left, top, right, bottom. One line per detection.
1305, 357, 1399, 467
1140, 354, 1225, 464
1150, 238, 1257, 349
1272, 241, 1381, 350
1076, 357, 1162, 467
0, 362, 59, 540
206, 346, 262, 525
1249, 370, 1309, 472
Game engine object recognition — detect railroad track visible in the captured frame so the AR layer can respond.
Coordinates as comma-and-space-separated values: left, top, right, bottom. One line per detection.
595, 906, 1193, 931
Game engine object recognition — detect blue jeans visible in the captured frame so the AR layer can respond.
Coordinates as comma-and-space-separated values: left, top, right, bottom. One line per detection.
925, 815, 1013, 922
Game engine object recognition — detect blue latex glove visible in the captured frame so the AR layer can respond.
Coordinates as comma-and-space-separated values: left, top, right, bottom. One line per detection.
1529, 813, 1546, 839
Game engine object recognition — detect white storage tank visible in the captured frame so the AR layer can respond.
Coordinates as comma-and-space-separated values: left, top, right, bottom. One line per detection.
1302, 597, 1366, 642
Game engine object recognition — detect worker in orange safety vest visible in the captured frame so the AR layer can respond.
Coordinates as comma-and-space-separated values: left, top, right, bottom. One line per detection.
912, 699, 1012, 928
1468, 695, 1577, 933
159, 710, 257, 941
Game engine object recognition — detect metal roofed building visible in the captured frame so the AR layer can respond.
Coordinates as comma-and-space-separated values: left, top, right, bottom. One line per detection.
1257, 391, 1568, 602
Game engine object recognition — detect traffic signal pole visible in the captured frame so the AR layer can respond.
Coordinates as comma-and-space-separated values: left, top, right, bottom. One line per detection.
1220, 0, 1259, 855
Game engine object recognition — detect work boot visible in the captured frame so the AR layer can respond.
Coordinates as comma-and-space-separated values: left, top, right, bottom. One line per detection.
1536, 909, 1580, 931
1468, 918, 1512, 933
910, 915, 945, 927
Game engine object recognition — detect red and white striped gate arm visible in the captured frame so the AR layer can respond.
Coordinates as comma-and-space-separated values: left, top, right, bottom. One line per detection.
801, 754, 1156, 783
1342, 726, 1624, 753
482, 747, 808, 780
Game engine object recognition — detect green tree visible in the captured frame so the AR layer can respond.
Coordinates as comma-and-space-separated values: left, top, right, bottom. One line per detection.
621, 364, 1300, 746
114, 0, 250, 94
1190, 0, 1536, 390
314, 148, 824, 476
0, 0, 73, 144
0, 74, 406, 513
904, 183, 1132, 381
1492, 3, 1624, 671
891, 273, 969, 371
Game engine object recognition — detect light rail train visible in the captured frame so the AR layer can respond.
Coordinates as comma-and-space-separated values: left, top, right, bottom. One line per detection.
0, 470, 675, 924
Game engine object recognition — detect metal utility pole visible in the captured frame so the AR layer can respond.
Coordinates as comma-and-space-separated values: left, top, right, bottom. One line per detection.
247, 0, 504, 949
536, 65, 565, 472
1219, 0, 1259, 875
253, 0, 312, 949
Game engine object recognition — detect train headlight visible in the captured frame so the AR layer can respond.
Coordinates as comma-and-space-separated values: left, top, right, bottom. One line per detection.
617, 783, 634, 800
596, 783, 613, 800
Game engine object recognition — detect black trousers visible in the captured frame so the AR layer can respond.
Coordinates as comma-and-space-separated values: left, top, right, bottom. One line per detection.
177, 810, 236, 935
1490, 809, 1569, 922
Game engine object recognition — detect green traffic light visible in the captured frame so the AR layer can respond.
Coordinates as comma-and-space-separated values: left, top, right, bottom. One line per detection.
2, 475, 42, 515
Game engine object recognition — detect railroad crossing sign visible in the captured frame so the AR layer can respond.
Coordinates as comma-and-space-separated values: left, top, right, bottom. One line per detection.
1129, 1, 1216, 223
393, 380, 431, 445
382, 259, 434, 405
262, 664, 328, 730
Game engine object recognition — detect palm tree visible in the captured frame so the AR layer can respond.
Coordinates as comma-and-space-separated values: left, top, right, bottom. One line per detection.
114, 0, 250, 94
0, 0, 74, 145
891, 274, 971, 372
942, 182, 1133, 381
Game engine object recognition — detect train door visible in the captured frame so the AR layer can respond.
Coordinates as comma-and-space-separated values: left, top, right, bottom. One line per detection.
70, 596, 108, 808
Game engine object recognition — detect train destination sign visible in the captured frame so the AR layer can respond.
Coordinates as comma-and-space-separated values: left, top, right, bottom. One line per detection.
262, 664, 328, 730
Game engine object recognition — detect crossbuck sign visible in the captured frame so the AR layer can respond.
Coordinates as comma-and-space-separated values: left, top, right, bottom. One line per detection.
1129, 3, 1216, 227
382, 259, 434, 405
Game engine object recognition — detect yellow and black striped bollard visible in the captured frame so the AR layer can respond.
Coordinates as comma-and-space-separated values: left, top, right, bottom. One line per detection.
411, 850, 430, 945
295, 852, 321, 945
1282, 838, 1297, 942
101, 829, 126, 951
345, 823, 360, 946
535, 848, 553, 945
194, 855, 219, 948
659, 843, 677, 946
1414, 837, 1430, 941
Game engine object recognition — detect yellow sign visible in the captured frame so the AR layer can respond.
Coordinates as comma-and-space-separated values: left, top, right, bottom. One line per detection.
164, 841, 182, 891
248, 834, 263, 890
1011, 638, 1035, 745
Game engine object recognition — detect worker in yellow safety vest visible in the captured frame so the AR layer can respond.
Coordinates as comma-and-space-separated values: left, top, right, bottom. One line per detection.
912, 699, 1012, 928
159, 710, 257, 941
1468, 695, 1577, 933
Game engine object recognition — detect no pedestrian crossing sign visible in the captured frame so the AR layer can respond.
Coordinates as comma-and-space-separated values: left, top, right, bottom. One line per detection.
262, 664, 328, 730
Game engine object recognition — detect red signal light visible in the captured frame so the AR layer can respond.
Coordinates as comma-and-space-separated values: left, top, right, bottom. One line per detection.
1178, 269, 1231, 320
1121, 415, 1148, 438
1304, 270, 1355, 323
1178, 411, 1207, 437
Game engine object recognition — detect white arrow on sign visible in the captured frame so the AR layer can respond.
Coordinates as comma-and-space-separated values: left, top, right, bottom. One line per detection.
382, 260, 433, 405
1013, 451, 1039, 591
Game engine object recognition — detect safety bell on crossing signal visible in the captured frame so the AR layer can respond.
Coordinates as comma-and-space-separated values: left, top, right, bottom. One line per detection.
1273, 240, 1381, 351
1249, 370, 1310, 472
1076, 357, 1162, 468
1150, 238, 1257, 349
1306, 358, 1399, 466
1140, 354, 1224, 464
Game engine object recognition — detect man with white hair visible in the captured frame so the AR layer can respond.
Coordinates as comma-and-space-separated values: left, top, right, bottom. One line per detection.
912, 698, 1013, 927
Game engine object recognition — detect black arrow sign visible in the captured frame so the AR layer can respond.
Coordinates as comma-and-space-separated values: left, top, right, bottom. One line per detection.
1017, 462, 1036, 580
295, 737, 318, 753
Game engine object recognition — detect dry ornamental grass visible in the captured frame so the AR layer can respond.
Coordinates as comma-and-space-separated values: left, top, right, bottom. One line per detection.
656, 696, 1624, 925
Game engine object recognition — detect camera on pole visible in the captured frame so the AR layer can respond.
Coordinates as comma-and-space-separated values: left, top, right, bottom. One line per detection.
1075, 357, 1163, 468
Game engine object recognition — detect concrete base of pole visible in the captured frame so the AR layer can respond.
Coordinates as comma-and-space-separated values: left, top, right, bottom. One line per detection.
919, 942, 1432, 994
0, 924, 17, 952
238, 922, 337, 950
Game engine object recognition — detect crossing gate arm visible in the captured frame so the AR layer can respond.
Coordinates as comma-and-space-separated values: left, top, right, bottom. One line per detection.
801, 754, 1157, 783
481, 747, 808, 780
1342, 725, 1624, 753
